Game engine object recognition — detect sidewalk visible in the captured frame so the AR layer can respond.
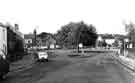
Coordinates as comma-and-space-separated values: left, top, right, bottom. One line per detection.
10, 55, 34, 72
119, 56, 135, 70
113, 52, 135, 71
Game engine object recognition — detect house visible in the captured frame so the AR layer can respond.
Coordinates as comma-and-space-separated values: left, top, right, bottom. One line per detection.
24, 34, 34, 48
0, 23, 24, 61
96, 34, 115, 47
97, 34, 131, 48
36, 32, 56, 49
46, 35, 56, 49
105, 39, 115, 45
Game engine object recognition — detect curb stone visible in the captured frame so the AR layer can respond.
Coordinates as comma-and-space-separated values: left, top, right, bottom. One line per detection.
10, 55, 35, 72
112, 54, 135, 72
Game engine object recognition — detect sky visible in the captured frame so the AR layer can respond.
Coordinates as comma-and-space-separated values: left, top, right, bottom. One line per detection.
0, 0, 135, 34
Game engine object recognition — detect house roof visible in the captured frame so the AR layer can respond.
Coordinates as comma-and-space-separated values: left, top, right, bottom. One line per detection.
98, 34, 128, 39
98, 34, 114, 39
24, 34, 34, 39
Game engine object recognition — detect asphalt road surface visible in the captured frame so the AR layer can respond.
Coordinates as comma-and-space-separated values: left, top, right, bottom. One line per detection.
1, 51, 135, 83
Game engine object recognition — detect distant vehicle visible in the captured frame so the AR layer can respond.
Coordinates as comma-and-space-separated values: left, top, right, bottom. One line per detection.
55, 45, 61, 49
34, 51, 48, 62
0, 26, 9, 79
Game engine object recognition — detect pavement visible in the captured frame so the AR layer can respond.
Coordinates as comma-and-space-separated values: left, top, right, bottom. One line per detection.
1, 49, 135, 83
119, 56, 135, 68
10, 55, 34, 72
8, 49, 135, 73
112, 52, 135, 72
112, 51, 135, 83
1, 51, 132, 83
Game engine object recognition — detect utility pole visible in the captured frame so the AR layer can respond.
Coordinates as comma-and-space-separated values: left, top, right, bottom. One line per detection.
33, 29, 37, 47
123, 40, 125, 56
124, 38, 129, 57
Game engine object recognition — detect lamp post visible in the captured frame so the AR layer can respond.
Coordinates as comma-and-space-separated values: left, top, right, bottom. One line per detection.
33, 29, 37, 46
124, 38, 129, 56
33, 26, 38, 47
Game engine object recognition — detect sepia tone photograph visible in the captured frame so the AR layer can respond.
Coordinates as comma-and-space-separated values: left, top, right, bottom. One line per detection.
0, 0, 135, 83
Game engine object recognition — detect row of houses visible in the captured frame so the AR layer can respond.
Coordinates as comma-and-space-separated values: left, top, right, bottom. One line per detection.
97, 34, 132, 48
24, 32, 132, 49
24, 32, 56, 49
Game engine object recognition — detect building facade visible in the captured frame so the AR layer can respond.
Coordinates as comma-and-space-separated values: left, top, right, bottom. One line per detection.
24, 34, 34, 48
0, 23, 24, 61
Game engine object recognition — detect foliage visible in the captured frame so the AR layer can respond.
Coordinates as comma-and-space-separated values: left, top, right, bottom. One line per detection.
125, 22, 135, 47
112, 40, 119, 47
102, 40, 107, 47
55, 21, 98, 48
97, 39, 107, 47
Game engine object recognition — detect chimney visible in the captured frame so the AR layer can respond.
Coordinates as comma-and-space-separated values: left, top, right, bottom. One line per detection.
15, 24, 19, 30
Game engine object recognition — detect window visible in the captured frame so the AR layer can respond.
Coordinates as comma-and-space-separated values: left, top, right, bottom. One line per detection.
3, 44, 7, 55
3, 29, 5, 41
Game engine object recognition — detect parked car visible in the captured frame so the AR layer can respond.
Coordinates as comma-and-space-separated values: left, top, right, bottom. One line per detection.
34, 51, 48, 62
0, 55, 9, 79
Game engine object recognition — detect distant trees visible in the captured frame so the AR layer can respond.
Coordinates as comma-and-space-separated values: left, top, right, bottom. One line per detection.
112, 40, 119, 47
97, 39, 107, 47
55, 21, 98, 49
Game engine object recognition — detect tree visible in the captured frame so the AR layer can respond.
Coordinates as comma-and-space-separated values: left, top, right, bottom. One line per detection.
124, 22, 135, 47
55, 21, 98, 50
112, 40, 119, 47
102, 40, 107, 47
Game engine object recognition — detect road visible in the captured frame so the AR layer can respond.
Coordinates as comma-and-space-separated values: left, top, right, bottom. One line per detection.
1, 51, 135, 83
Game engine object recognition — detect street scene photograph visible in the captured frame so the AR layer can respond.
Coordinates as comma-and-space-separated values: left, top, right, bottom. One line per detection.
1, 0, 135, 83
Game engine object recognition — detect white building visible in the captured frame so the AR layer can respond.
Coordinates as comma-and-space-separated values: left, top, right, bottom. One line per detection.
105, 39, 115, 45
0, 25, 7, 56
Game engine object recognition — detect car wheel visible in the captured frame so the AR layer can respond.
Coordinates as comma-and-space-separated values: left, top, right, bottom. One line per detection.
0, 75, 3, 80
0, 74, 6, 80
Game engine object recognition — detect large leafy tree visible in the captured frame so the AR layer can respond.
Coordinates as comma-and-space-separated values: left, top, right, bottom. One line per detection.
125, 22, 135, 47
55, 21, 98, 49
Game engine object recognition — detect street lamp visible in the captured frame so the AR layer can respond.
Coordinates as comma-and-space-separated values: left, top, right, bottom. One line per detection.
123, 38, 129, 56
79, 43, 83, 48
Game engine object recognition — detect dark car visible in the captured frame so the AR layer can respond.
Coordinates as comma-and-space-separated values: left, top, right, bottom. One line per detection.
0, 55, 9, 79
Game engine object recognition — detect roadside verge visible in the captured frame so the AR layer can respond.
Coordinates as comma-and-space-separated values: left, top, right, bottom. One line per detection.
10, 55, 34, 72
112, 53, 135, 72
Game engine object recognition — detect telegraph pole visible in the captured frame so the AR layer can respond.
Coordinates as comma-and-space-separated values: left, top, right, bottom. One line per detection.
124, 38, 129, 57
33, 29, 37, 48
